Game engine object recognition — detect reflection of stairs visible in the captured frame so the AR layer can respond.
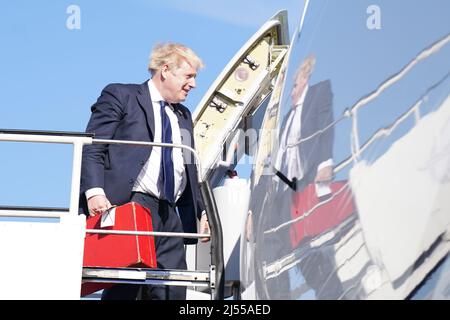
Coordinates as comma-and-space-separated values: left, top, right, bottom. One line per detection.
350, 95, 450, 298
262, 215, 364, 299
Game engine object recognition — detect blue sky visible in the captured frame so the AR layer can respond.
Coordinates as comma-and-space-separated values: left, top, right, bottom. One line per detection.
0, 1, 305, 207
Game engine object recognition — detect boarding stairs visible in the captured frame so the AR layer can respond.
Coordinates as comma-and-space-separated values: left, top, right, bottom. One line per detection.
0, 129, 224, 300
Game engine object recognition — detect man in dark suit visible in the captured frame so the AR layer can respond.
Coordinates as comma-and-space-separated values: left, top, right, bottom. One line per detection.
258, 54, 337, 299
275, 54, 341, 299
274, 54, 334, 192
79, 43, 209, 300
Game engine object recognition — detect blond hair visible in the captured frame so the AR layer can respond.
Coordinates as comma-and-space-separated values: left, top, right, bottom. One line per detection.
148, 42, 204, 74
294, 54, 316, 82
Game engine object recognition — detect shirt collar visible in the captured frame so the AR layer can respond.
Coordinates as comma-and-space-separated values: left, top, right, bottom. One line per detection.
148, 79, 177, 113
295, 84, 309, 106
148, 79, 164, 103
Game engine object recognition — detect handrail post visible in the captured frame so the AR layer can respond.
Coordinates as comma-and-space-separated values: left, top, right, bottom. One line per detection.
350, 109, 361, 162
69, 141, 86, 216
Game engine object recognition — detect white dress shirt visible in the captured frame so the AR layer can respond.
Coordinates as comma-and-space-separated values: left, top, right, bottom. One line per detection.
275, 86, 309, 181
274, 85, 332, 182
85, 79, 187, 202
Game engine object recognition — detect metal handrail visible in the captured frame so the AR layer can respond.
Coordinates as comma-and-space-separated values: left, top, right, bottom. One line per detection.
85, 229, 210, 239
334, 71, 450, 173
93, 138, 203, 183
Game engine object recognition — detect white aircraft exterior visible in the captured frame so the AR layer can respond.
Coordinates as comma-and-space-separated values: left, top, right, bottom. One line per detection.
191, 0, 450, 300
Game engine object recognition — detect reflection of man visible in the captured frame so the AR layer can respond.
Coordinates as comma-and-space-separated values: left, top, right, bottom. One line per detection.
267, 54, 338, 299
79, 43, 209, 300
275, 54, 334, 192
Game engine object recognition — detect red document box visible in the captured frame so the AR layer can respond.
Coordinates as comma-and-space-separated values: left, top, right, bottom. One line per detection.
289, 181, 357, 249
81, 202, 157, 297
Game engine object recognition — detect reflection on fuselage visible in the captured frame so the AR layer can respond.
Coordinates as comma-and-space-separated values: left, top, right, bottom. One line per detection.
241, 0, 450, 300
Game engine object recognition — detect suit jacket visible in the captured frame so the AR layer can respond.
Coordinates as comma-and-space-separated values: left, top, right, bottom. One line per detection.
79, 81, 205, 244
278, 79, 334, 189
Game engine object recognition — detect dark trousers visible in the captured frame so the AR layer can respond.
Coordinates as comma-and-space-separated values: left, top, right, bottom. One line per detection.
101, 192, 187, 300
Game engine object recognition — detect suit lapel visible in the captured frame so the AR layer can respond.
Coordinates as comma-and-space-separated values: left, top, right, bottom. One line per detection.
173, 104, 197, 203
301, 84, 318, 126
136, 81, 155, 138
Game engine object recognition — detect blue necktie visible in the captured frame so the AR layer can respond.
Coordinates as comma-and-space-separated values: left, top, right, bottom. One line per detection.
159, 101, 175, 203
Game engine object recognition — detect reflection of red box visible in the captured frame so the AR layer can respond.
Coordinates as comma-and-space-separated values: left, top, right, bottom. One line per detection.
290, 181, 356, 249
81, 202, 157, 297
